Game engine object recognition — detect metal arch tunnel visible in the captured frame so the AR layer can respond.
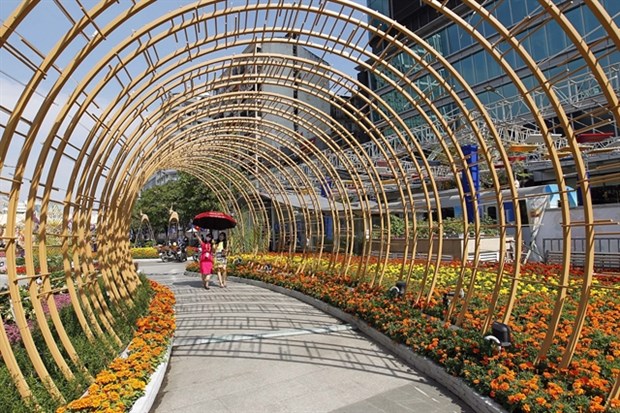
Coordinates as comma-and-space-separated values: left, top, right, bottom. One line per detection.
0, 0, 619, 406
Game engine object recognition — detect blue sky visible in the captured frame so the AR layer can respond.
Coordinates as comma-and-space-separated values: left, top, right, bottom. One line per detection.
0, 0, 374, 202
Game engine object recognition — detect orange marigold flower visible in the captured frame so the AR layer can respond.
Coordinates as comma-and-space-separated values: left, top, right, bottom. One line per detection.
535, 397, 546, 405
56, 280, 175, 413
588, 396, 606, 413
508, 393, 527, 404
546, 382, 564, 400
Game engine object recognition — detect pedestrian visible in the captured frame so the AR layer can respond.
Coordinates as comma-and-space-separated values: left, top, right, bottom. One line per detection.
198, 233, 214, 289
214, 232, 229, 288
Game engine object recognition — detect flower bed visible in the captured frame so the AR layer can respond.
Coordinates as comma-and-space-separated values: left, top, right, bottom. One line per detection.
186, 246, 197, 257
228, 254, 620, 413
130, 247, 159, 259
131, 246, 196, 260
57, 280, 176, 413
3, 293, 73, 344
185, 261, 199, 273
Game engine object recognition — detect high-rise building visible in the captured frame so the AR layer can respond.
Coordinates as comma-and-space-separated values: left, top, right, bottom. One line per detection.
362, 0, 620, 203
142, 169, 179, 191
216, 39, 332, 155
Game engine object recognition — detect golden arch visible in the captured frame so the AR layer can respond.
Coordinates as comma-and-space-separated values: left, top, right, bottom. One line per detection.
0, 0, 619, 408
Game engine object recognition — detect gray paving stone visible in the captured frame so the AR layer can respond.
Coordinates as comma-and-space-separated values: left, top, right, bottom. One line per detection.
146, 267, 478, 413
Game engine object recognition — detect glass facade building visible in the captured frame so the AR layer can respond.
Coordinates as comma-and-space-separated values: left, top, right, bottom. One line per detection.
364, 0, 620, 134
362, 0, 620, 200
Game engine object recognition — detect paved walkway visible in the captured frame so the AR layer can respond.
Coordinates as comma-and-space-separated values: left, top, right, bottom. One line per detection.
147, 266, 473, 413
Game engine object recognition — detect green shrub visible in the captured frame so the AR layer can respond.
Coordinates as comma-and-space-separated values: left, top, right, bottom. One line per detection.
0, 278, 153, 411
0, 365, 34, 413
416, 215, 499, 238
372, 214, 406, 238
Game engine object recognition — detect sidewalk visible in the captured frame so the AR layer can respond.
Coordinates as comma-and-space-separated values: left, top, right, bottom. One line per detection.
149, 270, 473, 413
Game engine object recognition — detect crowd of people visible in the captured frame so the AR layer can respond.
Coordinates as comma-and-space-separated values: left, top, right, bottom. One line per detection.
197, 231, 229, 290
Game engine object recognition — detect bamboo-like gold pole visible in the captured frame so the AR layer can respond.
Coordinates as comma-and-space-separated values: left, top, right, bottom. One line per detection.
0, 0, 618, 406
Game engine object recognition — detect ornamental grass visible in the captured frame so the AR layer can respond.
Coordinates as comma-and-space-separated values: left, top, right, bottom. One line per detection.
227, 253, 620, 413
57, 280, 175, 413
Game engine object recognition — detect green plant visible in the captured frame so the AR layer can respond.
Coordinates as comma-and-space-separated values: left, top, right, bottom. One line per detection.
46, 255, 64, 272
0, 278, 155, 412
58, 280, 175, 413
443, 217, 465, 237
50, 270, 67, 291
186, 261, 200, 273
478, 214, 500, 237
389, 214, 405, 238
415, 215, 499, 239
100, 274, 154, 343
371, 214, 406, 238
0, 365, 35, 413
0, 287, 35, 322
414, 220, 433, 239
131, 171, 222, 234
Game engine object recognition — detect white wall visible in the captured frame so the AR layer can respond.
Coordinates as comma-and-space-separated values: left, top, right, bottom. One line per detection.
537, 204, 620, 254
251, 42, 332, 150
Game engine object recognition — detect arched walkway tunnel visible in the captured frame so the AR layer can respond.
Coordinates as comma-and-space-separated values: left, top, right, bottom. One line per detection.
1, 0, 619, 410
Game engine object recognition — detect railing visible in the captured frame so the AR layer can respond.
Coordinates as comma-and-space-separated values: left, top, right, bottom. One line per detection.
544, 250, 620, 271
543, 237, 620, 254
251, 63, 620, 194
485, 62, 620, 122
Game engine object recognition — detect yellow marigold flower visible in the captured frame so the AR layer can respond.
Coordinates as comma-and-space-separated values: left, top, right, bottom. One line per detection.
128, 378, 146, 390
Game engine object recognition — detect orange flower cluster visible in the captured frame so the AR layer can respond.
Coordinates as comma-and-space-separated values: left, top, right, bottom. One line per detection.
57, 280, 176, 413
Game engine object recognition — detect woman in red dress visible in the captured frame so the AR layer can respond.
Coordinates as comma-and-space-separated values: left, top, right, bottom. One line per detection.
198, 233, 214, 289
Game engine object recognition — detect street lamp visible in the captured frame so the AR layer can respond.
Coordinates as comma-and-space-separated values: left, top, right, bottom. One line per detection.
484, 321, 512, 352
388, 280, 407, 299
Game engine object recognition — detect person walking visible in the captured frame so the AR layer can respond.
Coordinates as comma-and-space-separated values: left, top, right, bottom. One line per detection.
198, 233, 214, 289
214, 232, 229, 288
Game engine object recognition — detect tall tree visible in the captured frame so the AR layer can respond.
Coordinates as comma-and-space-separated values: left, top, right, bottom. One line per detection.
132, 172, 221, 239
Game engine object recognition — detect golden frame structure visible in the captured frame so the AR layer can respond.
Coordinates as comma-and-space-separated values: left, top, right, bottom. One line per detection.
0, 0, 619, 407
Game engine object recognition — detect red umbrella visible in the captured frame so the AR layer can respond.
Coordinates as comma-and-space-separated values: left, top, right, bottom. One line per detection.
192, 211, 237, 230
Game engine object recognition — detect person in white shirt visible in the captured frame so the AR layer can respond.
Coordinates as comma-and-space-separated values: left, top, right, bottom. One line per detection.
214, 232, 229, 288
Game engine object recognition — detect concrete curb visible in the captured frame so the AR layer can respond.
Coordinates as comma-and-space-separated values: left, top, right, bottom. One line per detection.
227, 275, 506, 413
129, 299, 176, 413
129, 343, 173, 413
